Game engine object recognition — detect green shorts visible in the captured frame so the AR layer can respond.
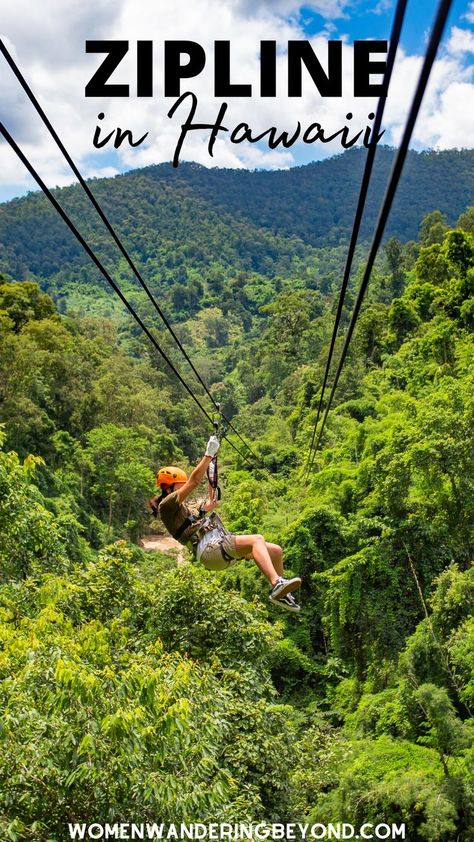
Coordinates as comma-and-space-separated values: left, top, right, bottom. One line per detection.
196, 527, 240, 571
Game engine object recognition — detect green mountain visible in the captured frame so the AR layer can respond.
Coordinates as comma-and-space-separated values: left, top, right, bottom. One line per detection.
0, 147, 472, 297
150, 147, 474, 245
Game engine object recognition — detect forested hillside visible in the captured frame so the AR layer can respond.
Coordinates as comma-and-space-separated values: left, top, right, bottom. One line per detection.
156, 147, 474, 245
0, 154, 473, 840
0, 147, 473, 316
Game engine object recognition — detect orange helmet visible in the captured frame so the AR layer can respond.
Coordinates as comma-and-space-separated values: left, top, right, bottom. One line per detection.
156, 466, 188, 488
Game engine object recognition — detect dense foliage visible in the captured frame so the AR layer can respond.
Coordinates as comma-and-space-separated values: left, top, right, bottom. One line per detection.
0, 156, 473, 840
1, 148, 473, 321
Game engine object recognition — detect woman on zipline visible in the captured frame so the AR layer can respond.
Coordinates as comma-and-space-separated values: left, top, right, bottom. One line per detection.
150, 435, 301, 612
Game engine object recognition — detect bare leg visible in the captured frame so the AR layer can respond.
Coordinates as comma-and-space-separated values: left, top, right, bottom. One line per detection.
266, 542, 284, 577
234, 534, 284, 585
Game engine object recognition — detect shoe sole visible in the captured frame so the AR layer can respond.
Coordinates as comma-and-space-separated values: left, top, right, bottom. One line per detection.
269, 598, 301, 613
269, 578, 301, 600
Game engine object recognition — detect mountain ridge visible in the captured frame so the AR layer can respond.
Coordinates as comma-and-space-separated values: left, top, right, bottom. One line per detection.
0, 145, 472, 318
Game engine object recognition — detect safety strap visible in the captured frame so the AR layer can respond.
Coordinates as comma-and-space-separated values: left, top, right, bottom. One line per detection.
207, 402, 223, 501
173, 514, 200, 541
175, 406, 225, 542
173, 511, 216, 542
207, 455, 219, 494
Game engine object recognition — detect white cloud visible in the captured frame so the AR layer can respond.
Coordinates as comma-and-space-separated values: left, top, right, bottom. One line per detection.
463, 2, 474, 25
446, 25, 474, 56
415, 81, 474, 149
1, 0, 120, 65
231, 0, 348, 18
0, 0, 473, 201
369, 0, 393, 16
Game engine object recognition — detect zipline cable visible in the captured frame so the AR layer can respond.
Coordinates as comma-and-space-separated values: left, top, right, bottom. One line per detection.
303, 0, 409, 478
0, 37, 260, 465
307, 0, 454, 471
0, 121, 256, 465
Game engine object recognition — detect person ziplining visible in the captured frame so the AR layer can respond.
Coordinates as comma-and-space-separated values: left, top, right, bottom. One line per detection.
0, 0, 453, 607
149, 435, 302, 612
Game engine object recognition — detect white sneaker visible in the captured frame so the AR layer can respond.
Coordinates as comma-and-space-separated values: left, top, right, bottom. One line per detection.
269, 576, 302, 603
272, 592, 301, 613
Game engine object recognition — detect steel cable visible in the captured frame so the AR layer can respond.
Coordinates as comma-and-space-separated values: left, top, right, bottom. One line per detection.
0, 121, 255, 465
307, 0, 454, 469
0, 37, 260, 464
303, 0, 409, 477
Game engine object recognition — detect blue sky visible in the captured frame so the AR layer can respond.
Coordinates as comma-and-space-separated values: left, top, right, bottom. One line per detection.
299, 0, 470, 51
1, 0, 473, 202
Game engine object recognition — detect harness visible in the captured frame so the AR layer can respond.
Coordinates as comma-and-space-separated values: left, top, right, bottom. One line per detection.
172, 511, 218, 548
173, 514, 202, 542
173, 512, 235, 564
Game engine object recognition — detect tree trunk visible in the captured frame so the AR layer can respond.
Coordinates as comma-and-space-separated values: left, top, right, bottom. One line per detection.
108, 490, 113, 540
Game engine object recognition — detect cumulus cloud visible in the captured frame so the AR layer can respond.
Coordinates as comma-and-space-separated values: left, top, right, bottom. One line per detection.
1, 0, 120, 65
446, 25, 474, 56
231, 0, 348, 17
369, 0, 393, 16
463, 2, 474, 25
0, 0, 473, 201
